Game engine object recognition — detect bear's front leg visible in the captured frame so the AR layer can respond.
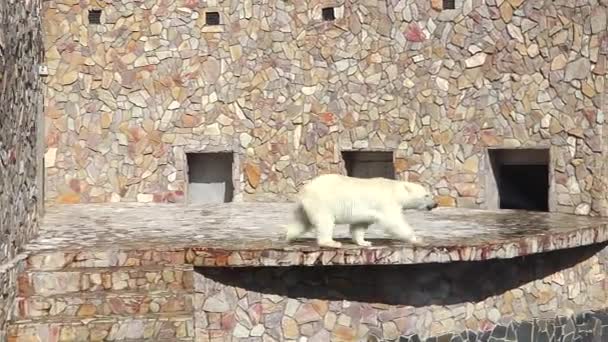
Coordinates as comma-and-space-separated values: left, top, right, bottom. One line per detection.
350, 223, 372, 247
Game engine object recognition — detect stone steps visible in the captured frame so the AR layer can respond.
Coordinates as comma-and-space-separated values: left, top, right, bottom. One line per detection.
14, 291, 193, 320
17, 266, 194, 296
7, 314, 194, 341
25, 249, 188, 271
8, 250, 196, 341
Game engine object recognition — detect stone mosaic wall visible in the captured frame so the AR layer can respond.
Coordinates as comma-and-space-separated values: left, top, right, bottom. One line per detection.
0, 0, 43, 338
194, 243, 608, 341
10, 242, 608, 341
42, 0, 608, 213
0, 261, 26, 342
9, 245, 608, 341
396, 309, 608, 342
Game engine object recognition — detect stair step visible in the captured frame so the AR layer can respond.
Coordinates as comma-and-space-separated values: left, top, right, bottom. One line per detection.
26, 249, 188, 271
15, 291, 193, 320
18, 266, 193, 296
7, 315, 194, 341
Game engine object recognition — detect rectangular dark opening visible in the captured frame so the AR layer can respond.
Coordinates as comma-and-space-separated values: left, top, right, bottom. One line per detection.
488, 149, 549, 212
342, 151, 395, 179
187, 153, 233, 204
88, 9, 102, 25
443, 0, 456, 9
322, 7, 336, 21
205, 11, 220, 25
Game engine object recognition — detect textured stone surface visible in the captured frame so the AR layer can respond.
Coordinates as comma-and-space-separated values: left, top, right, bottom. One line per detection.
23, 203, 608, 266
8, 316, 194, 341
397, 310, 608, 342
194, 244, 608, 340
16, 292, 193, 319
0, 0, 42, 265
0, 0, 43, 338
10, 253, 196, 341
18, 266, 193, 296
41, 0, 608, 216
0, 260, 26, 342
8, 203, 608, 341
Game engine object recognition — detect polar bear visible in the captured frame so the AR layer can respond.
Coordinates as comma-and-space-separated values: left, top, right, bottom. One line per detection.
285, 174, 438, 248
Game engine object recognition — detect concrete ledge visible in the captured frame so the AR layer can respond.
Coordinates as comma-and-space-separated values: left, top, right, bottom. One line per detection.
25, 203, 608, 268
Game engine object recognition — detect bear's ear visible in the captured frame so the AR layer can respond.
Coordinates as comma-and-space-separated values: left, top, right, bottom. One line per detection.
401, 182, 412, 193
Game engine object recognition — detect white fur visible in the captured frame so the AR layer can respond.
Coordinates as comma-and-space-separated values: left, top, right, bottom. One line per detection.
285, 174, 437, 248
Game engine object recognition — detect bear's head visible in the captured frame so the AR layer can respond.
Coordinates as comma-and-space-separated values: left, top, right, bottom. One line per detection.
400, 182, 438, 211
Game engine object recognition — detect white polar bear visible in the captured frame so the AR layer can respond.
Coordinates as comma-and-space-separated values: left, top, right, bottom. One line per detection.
285, 174, 438, 248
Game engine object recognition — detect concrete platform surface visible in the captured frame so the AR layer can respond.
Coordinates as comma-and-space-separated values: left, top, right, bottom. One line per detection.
25, 203, 608, 267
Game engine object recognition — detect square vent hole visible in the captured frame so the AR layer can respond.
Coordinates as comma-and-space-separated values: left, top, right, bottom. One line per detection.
205, 11, 220, 25
488, 149, 549, 212
88, 9, 102, 24
322, 7, 336, 21
443, 0, 456, 9
187, 152, 233, 204
343, 151, 395, 179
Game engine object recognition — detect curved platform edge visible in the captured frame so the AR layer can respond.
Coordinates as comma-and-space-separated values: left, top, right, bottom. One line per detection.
24, 204, 608, 269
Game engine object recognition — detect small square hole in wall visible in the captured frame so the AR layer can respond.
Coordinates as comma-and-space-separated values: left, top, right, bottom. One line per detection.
88, 9, 102, 25
205, 11, 220, 25
322, 7, 336, 21
488, 149, 549, 212
343, 151, 395, 179
187, 153, 234, 204
443, 0, 456, 9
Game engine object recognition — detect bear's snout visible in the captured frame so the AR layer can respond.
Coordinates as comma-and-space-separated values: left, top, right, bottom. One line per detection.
426, 201, 438, 210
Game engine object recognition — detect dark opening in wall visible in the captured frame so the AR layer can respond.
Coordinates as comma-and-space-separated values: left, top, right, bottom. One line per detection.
205, 11, 220, 25
88, 9, 102, 25
322, 7, 336, 21
488, 149, 549, 212
187, 153, 233, 204
343, 151, 395, 179
443, 0, 456, 9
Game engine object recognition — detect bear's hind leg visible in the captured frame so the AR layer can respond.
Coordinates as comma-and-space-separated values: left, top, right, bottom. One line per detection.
285, 221, 309, 242
350, 223, 372, 247
312, 215, 341, 248
285, 204, 313, 242
300, 199, 342, 248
